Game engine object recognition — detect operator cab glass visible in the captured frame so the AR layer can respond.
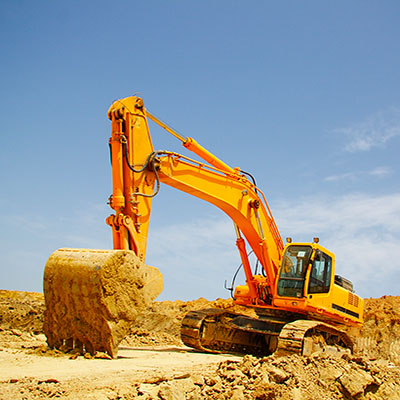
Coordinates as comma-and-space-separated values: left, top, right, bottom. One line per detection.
277, 245, 312, 298
308, 250, 332, 294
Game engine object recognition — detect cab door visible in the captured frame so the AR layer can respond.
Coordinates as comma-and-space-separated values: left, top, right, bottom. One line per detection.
276, 245, 313, 298
308, 250, 332, 294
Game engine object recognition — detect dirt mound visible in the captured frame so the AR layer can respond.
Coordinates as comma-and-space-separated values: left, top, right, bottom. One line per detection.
0, 290, 46, 352
0, 290, 44, 333
347, 296, 400, 364
1, 290, 400, 399
153, 353, 400, 400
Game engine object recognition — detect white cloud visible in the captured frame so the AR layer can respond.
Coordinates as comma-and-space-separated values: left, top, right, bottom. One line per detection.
323, 166, 393, 183
275, 193, 400, 240
369, 166, 393, 177
324, 172, 358, 182
147, 193, 400, 300
335, 107, 400, 152
274, 193, 400, 298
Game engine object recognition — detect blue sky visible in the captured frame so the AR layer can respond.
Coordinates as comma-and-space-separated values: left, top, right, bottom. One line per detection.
1, 1, 399, 301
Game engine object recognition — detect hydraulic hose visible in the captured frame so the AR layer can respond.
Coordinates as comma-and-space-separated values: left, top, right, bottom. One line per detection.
120, 135, 161, 198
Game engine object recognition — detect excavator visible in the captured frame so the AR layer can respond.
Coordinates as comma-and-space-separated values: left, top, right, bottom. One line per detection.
43, 96, 363, 358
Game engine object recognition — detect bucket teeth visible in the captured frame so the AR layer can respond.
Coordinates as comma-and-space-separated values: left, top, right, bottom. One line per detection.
43, 248, 163, 358
55, 338, 97, 355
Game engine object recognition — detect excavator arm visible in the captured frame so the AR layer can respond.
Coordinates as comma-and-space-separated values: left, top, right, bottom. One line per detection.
106, 96, 284, 301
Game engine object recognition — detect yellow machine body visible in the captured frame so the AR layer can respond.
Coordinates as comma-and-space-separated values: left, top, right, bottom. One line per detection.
234, 242, 363, 327
105, 96, 363, 327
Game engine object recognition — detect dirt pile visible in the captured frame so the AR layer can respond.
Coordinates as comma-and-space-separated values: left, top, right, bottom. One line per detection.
355, 296, 400, 364
0, 290, 44, 333
0, 290, 46, 351
210, 353, 400, 399
141, 353, 400, 400
1, 291, 400, 399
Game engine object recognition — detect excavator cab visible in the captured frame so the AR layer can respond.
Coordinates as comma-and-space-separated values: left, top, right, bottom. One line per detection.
277, 245, 313, 298
277, 244, 334, 298
274, 242, 363, 327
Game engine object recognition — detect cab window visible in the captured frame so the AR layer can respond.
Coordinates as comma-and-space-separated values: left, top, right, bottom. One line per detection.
277, 245, 312, 298
308, 251, 332, 294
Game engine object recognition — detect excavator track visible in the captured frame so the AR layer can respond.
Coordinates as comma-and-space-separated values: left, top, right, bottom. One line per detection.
181, 308, 285, 355
276, 319, 353, 356
181, 308, 353, 357
180, 308, 226, 353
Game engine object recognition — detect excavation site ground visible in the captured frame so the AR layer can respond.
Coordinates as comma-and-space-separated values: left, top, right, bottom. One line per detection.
0, 290, 399, 399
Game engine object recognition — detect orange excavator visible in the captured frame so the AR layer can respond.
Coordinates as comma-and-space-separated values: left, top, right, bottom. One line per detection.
43, 96, 363, 358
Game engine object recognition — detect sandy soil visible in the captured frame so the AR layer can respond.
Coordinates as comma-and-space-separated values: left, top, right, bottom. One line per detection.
0, 344, 242, 399
0, 290, 399, 399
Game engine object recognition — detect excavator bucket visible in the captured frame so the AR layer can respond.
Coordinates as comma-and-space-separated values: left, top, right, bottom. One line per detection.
43, 248, 163, 358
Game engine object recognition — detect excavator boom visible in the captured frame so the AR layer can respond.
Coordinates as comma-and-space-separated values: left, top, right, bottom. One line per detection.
106, 96, 284, 301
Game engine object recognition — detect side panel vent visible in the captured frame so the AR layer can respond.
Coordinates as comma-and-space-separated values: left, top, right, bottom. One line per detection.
348, 292, 359, 307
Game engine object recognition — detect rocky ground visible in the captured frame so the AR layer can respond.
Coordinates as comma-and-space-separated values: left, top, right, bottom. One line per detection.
0, 290, 399, 399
